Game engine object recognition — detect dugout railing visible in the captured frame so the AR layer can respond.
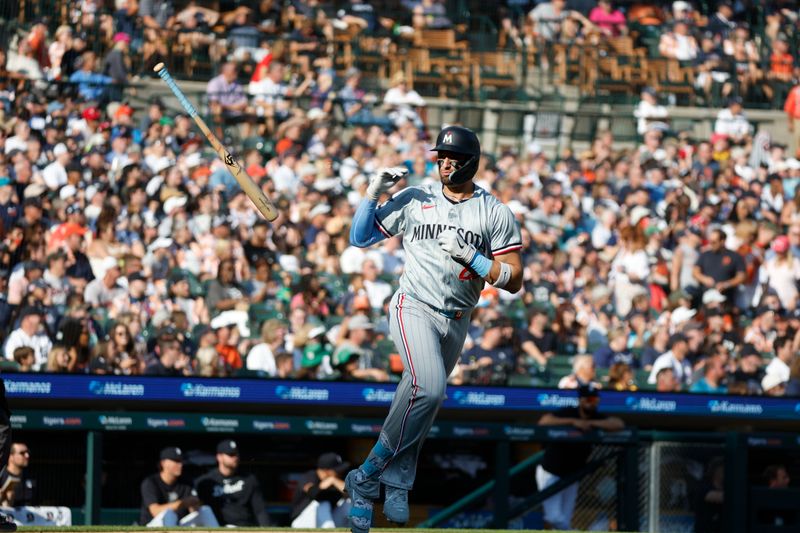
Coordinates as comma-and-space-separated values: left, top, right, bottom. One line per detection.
422, 429, 800, 532
9, 407, 800, 532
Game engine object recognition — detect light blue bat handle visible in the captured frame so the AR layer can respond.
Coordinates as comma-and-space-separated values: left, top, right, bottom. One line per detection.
155, 66, 198, 118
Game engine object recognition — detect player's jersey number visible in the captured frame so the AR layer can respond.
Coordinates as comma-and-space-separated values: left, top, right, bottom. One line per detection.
458, 267, 479, 281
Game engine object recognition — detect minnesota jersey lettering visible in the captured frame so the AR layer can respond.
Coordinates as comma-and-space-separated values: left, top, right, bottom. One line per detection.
375, 183, 521, 311
346, 127, 523, 533
408, 224, 486, 252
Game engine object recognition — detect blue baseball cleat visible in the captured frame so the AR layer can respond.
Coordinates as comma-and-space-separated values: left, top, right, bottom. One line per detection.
383, 485, 409, 524
346, 469, 377, 533
0, 513, 16, 532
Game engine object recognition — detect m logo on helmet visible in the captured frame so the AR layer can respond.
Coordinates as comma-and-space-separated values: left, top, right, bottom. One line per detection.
443, 132, 453, 144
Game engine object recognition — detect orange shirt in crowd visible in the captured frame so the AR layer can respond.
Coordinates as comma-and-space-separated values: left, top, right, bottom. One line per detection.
784, 85, 800, 120
770, 52, 793, 77
216, 343, 243, 370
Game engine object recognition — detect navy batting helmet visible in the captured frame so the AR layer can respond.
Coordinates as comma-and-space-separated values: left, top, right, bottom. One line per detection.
431, 125, 481, 185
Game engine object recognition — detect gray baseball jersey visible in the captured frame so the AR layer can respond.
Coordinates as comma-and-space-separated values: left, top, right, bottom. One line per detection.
374, 183, 522, 311
345, 182, 523, 510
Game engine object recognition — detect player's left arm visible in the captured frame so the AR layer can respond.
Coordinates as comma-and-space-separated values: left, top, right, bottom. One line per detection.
438, 204, 523, 293
478, 202, 524, 292
486, 251, 523, 293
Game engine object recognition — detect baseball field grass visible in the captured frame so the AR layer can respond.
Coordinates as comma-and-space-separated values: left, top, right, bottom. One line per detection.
10, 526, 588, 533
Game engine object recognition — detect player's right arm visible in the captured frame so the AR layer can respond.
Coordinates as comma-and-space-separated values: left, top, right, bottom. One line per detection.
350, 167, 409, 248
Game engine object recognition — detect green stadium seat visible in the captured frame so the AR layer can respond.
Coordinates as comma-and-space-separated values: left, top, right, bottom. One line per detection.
570, 101, 602, 142
326, 314, 344, 328
249, 304, 286, 325
609, 114, 639, 143
635, 369, 653, 389
456, 105, 485, 133
508, 374, 537, 387
547, 354, 574, 377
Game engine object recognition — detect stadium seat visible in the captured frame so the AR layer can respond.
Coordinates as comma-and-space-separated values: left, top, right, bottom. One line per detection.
648, 58, 697, 106
249, 303, 286, 326
548, 354, 574, 377
608, 112, 640, 143
456, 105, 485, 133
530, 95, 564, 154
570, 101, 603, 143
474, 51, 519, 100
333, 23, 362, 74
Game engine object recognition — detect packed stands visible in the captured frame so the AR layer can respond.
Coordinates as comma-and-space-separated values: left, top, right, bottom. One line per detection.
0, 0, 798, 399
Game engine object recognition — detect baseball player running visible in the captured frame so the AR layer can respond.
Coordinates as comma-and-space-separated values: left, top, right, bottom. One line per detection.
346, 125, 523, 533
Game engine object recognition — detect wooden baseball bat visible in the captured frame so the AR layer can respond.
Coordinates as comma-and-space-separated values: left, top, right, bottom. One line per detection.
152, 62, 278, 221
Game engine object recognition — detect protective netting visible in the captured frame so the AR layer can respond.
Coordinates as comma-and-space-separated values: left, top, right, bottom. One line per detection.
520, 441, 726, 532
639, 442, 725, 533
569, 444, 622, 531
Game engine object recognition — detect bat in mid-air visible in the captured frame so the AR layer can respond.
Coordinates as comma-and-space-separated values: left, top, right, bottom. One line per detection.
152, 62, 278, 221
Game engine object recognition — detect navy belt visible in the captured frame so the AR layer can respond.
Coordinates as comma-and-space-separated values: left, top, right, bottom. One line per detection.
431, 307, 465, 320
402, 293, 466, 320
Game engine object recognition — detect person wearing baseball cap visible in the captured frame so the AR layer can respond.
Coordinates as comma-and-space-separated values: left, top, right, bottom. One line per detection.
648, 333, 693, 387
333, 315, 389, 382
3, 306, 51, 370
139, 447, 219, 527
290, 452, 351, 528
536, 384, 624, 530
194, 440, 271, 527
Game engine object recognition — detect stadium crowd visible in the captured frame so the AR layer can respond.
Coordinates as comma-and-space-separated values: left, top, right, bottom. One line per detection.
0, 1, 798, 398
502, 0, 800, 108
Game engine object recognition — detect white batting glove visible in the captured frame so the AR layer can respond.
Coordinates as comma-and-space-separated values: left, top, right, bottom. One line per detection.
366, 167, 408, 201
438, 228, 477, 265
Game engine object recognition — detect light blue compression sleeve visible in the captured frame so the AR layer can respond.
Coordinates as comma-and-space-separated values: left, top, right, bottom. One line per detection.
350, 199, 387, 247
469, 251, 492, 278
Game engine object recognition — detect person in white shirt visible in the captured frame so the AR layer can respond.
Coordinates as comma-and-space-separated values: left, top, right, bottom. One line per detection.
246, 319, 288, 375
557, 354, 600, 389
271, 152, 300, 196
714, 97, 752, 144
634, 87, 670, 135
764, 336, 793, 384
249, 61, 290, 122
361, 259, 391, 311
383, 72, 426, 129
4, 307, 52, 370
43, 251, 71, 307
658, 21, 698, 61
5, 40, 44, 81
83, 257, 126, 308
41, 143, 70, 190
610, 226, 650, 317
591, 208, 617, 249
648, 333, 693, 386
4, 122, 31, 155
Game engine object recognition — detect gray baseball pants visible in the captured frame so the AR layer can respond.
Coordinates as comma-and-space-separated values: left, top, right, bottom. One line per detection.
358, 291, 470, 491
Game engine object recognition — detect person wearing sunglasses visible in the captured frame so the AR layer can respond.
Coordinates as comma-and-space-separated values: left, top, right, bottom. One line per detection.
346, 125, 523, 533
